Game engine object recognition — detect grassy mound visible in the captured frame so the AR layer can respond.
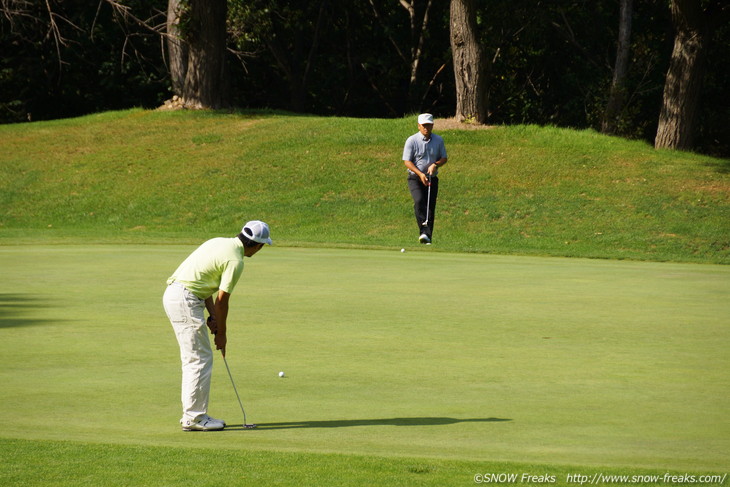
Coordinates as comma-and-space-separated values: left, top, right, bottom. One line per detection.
1, 109, 728, 262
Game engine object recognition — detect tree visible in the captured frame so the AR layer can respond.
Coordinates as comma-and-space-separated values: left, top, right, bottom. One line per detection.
367, 0, 438, 112
0, 0, 167, 123
166, 0, 228, 109
654, 0, 727, 150
602, 0, 633, 134
450, 0, 487, 123
166, 0, 187, 96
1, 0, 727, 156
227, 0, 330, 113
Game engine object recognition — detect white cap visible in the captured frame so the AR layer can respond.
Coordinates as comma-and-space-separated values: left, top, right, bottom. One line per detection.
241, 220, 272, 245
418, 113, 434, 125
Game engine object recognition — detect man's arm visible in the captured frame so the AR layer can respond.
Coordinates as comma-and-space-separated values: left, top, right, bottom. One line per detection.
403, 136, 429, 186
205, 297, 217, 333
426, 156, 447, 176
404, 160, 430, 185
213, 290, 231, 356
427, 137, 448, 176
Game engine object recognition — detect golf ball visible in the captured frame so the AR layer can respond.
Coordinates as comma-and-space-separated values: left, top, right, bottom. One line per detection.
278, 371, 285, 378
401, 248, 405, 253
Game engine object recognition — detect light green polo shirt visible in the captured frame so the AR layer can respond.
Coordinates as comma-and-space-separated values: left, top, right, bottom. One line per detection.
167, 237, 245, 299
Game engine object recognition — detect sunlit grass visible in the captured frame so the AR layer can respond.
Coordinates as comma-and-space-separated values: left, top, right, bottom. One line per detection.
1, 109, 728, 262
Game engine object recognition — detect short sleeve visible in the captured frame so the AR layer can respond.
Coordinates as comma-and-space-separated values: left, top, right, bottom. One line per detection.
218, 259, 244, 294
402, 136, 415, 161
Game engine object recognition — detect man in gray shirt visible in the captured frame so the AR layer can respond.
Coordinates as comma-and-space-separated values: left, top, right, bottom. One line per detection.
402, 113, 448, 244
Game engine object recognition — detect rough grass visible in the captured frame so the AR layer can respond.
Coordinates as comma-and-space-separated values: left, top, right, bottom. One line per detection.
1, 109, 728, 263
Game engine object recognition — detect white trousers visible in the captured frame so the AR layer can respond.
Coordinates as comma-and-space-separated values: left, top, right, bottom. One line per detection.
162, 282, 213, 423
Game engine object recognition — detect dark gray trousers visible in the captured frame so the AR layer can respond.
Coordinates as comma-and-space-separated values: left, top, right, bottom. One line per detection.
407, 175, 438, 240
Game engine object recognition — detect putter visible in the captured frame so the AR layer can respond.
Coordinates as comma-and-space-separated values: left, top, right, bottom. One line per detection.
422, 174, 432, 227
222, 351, 257, 429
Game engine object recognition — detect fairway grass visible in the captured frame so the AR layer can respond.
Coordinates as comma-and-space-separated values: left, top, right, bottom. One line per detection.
4, 439, 725, 487
1, 245, 728, 485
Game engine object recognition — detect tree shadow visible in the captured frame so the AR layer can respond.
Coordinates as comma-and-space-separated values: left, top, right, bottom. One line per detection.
223, 417, 512, 431
705, 158, 730, 174
0, 294, 61, 329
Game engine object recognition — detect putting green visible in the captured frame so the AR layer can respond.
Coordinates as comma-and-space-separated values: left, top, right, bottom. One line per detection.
0, 245, 728, 470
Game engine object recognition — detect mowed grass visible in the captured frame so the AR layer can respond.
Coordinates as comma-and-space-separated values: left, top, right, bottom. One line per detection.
0, 109, 728, 263
1, 245, 728, 486
1, 110, 728, 484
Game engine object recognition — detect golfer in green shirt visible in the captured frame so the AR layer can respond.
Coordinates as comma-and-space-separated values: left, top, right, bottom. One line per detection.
163, 220, 272, 431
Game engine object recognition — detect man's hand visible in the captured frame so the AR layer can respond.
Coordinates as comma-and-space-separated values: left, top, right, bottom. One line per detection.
213, 290, 230, 357
207, 315, 226, 355
214, 331, 227, 357
419, 172, 430, 186
206, 315, 217, 335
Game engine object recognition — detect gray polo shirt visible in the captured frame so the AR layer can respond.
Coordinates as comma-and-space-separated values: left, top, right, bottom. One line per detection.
402, 133, 447, 176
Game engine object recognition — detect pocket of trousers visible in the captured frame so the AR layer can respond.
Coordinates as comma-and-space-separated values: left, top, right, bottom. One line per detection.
164, 285, 190, 325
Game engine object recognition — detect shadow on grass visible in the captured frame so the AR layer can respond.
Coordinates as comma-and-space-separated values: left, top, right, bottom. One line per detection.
0, 293, 60, 328
705, 157, 730, 174
223, 417, 512, 431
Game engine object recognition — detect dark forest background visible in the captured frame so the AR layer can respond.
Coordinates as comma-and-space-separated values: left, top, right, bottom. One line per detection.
1, 0, 727, 156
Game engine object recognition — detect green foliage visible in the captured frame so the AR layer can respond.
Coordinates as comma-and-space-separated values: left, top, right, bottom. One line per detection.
227, 0, 451, 116
0, 110, 727, 263
1, 1, 728, 154
0, 0, 168, 123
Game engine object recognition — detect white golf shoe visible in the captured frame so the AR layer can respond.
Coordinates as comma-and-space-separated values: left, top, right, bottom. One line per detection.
419, 234, 431, 244
181, 414, 226, 431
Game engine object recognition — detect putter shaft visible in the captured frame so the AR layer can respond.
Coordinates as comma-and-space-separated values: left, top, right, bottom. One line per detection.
422, 176, 432, 226
222, 353, 256, 428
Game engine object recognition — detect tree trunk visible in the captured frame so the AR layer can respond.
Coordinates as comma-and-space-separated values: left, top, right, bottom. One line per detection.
654, 0, 708, 150
602, 0, 632, 135
404, 0, 432, 109
180, 0, 229, 109
166, 0, 187, 96
450, 0, 487, 123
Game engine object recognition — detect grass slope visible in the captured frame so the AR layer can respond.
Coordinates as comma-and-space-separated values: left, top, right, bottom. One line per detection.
1, 245, 728, 486
1, 109, 728, 263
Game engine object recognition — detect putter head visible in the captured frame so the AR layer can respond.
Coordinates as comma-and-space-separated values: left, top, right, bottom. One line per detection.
244, 424, 258, 429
